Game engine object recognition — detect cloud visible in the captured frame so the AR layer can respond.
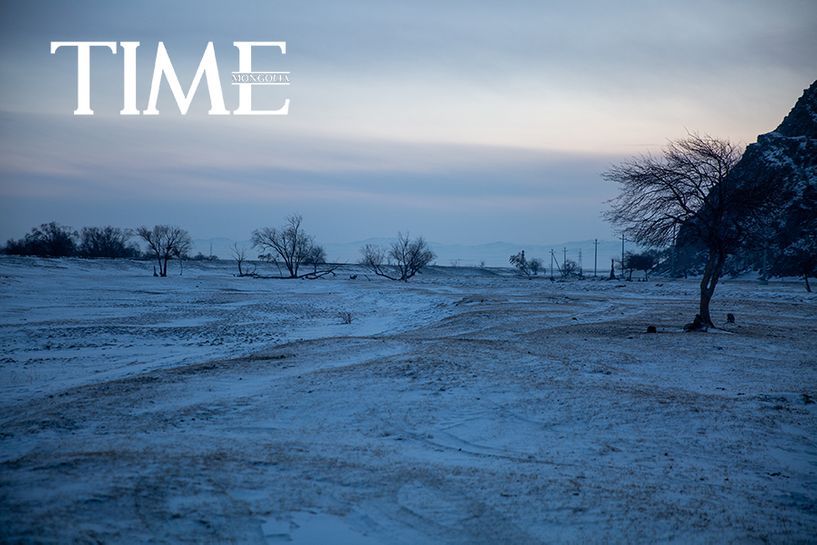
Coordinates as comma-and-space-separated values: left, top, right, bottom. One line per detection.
0, 110, 618, 243
0, 0, 815, 244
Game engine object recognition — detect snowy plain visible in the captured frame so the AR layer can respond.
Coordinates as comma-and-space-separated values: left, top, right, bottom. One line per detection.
1, 257, 815, 544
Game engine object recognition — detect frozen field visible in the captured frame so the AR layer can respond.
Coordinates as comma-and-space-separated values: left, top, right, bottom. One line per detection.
1, 257, 816, 544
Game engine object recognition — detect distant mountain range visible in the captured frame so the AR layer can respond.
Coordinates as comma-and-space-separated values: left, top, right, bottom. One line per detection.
191, 237, 635, 270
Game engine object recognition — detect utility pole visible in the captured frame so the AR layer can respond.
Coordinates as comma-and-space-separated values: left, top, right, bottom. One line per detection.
550, 249, 554, 281
563, 247, 567, 268
593, 238, 598, 278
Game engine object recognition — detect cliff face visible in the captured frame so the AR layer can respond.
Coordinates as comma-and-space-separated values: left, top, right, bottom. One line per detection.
775, 79, 817, 139
729, 81, 817, 252
731, 80, 816, 198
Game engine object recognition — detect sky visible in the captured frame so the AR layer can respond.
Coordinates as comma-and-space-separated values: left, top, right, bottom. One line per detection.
0, 0, 815, 250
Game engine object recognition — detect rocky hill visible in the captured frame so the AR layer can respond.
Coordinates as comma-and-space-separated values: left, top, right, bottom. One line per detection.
728, 80, 817, 284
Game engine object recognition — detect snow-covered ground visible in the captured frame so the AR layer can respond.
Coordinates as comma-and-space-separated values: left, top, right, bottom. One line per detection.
1, 257, 815, 544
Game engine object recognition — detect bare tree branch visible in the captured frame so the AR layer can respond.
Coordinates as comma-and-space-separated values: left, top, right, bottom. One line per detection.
136, 225, 192, 277
360, 233, 435, 281
602, 132, 750, 327
252, 215, 331, 279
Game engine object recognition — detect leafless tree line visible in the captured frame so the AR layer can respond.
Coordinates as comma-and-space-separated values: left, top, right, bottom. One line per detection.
250, 215, 435, 281
3, 216, 438, 282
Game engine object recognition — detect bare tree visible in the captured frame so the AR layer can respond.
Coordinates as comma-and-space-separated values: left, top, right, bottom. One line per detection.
509, 251, 528, 277
509, 250, 542, 278
603, 133, 746, 327
252, 215, 334, 278
360, 244, 388, 276
137, 225, 192, 277
304, 244, 327, 275
624, 251, 657, 281
79, 226, 139, 258
4, 222, 77, 257
231, 243, 255, 277
360, 233, 435, 282
561, 259, 579, 278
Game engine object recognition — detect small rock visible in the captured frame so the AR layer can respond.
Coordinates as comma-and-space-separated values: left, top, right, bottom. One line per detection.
683, 314, 707, 332
726, 313, 735, 324
646, 325, 657, 333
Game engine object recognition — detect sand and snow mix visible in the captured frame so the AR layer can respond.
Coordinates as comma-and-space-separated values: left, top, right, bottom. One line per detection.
1, 257, 815, 543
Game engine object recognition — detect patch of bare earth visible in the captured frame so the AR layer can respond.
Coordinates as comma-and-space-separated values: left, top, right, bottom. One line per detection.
2, 279, 815, 544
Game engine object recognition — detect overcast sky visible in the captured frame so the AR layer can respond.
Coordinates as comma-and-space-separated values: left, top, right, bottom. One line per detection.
0, 0, 815, 248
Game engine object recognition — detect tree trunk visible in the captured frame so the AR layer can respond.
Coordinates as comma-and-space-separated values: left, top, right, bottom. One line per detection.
698, 249, 725, 327
805, 274, 812, 293
161, 256, 169, 277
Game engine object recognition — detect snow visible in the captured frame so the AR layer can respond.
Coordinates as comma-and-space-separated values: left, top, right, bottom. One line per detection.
1, 256, 816, 543
0, 257, 452, 406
